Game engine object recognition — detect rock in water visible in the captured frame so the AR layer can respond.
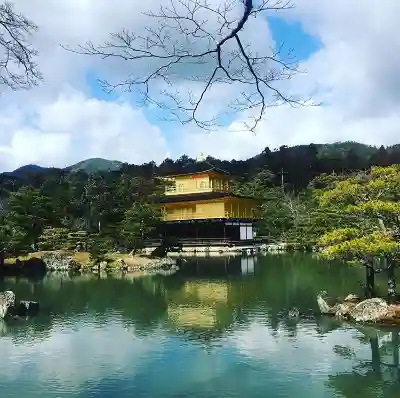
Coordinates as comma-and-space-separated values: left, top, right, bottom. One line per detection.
317, 292, 334, 315
0, 291, 16, 318
348, 298, 389, 323
288, 308, 300, 318
16, 301, 39, 317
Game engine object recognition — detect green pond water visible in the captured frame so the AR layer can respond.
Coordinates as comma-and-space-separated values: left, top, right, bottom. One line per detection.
1, 254, 400, 397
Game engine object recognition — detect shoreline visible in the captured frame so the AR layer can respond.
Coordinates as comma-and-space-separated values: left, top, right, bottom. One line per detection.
1, 243, 316, 278
143, 242, 315, 257
1, 250, 178, 277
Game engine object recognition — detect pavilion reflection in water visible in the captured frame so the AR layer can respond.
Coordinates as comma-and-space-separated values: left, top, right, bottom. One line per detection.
165, 255, 257, 334
175, 254, 257, 277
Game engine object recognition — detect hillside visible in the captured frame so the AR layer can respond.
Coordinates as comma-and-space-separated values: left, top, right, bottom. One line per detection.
65, 158, 124, 173
316, 141, 378, 158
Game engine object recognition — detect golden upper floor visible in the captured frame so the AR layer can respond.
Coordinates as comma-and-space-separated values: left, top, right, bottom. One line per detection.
160, 196, 259, 221
162, 169, 232, 196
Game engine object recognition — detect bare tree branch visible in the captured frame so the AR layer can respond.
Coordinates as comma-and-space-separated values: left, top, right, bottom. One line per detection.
66, 0, 315, 132
0, 1, 42, 91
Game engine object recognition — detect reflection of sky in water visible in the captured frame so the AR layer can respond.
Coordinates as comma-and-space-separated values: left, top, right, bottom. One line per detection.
0, 315, 166, 397
0, 312, 379, 398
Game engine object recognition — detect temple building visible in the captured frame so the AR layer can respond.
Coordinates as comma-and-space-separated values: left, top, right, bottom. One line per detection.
155, 167, 261, 246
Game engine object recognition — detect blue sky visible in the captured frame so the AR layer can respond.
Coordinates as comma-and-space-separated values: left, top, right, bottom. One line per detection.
268, 17, 320, 61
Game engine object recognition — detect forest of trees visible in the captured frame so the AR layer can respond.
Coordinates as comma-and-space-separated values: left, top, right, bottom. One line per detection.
0, 142, 399, 264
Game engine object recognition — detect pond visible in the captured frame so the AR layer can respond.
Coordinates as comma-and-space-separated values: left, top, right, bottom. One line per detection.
0, 253, 400, 397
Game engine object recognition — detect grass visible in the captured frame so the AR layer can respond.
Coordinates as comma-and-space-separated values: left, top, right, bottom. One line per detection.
4, 252, 42, 264
72, 251, 91, 263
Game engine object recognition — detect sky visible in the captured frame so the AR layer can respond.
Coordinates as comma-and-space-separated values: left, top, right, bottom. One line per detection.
0, 0, 399, 172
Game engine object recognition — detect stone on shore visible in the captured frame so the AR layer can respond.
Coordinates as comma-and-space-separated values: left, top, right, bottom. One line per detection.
41, 251, 81, 272
125, 256, 178, 274
6, 250, 179, 276
88, 255, 178, 275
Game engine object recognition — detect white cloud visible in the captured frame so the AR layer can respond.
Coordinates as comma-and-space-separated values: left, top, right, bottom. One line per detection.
175, 105, 400, 160
0, 0, 398, 171
0, 90, 168, 170
295, 0, 400, 117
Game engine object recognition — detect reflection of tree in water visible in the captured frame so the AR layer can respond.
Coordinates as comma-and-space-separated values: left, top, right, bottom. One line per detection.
0, 254, 379, 350
0, 313, 53, 343
0, 273, 169, 343
326, 322, 400, 398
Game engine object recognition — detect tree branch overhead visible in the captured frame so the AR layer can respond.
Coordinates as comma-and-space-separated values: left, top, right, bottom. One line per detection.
0, 1, 42, 91
70, 0, 312, 132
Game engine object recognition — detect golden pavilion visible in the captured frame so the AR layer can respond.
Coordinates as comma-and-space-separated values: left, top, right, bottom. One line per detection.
155, 166, 261, 245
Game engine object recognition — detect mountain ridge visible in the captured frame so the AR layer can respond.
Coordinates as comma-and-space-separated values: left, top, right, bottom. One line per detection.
4, 158, 124, 177
2, 141, 399, 177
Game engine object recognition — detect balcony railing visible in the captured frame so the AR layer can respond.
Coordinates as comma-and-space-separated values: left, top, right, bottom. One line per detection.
165, 185, 231, 195
144, 237, 263, 247
163, 211, 257, 221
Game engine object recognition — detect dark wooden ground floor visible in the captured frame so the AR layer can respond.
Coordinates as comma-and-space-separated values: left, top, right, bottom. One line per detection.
148, 219, 259, 247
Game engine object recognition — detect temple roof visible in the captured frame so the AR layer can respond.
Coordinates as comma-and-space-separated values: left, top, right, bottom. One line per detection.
160, 162, 230, 177
165, 165, 230, 177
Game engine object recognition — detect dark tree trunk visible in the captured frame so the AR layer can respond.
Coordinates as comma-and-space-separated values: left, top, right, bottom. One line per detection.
366, 264, 376, 298
387, 257, 396, 303
0, 250, 4, 268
